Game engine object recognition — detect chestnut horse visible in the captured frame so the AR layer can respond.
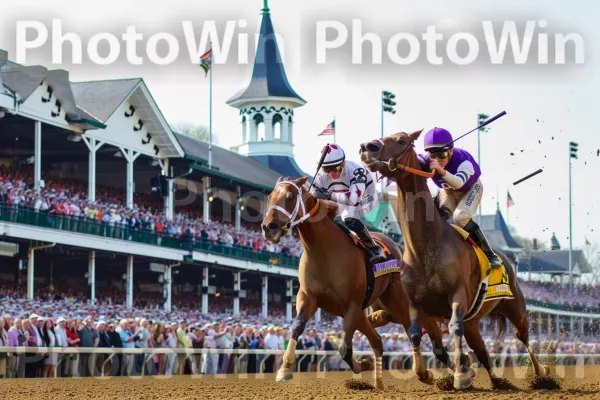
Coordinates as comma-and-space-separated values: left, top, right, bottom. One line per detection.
261, 176, 450, 389
358, 130, 550, 390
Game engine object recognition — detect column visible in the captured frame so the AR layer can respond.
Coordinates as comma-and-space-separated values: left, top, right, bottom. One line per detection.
233, 271, 241, 316
88, 250, 96, 304
281, 116, 289, 142
249, 114, 257, 141
162, 159, 174, 220
315, 308, 322, 323
120, 148, 140, 209
264, 115, 274, 141
202, 266, 209, 314
163, 265, 172, 312
286, 279, 293, 322
581, 317, 585, 335
556, 313, 560, 336
288, 117, 293, 145
262, 275, 268, 319
34, 120, 42, 191
126, 255, 133, 309
203, 177, 211, 223
548, 312, 552, 334
241, 115, 248, 143
84, 138, 104, 202
537, 312, 542, 336
27, 247, 35, 300
570, 315, 574, 333
235, 184, 241, 231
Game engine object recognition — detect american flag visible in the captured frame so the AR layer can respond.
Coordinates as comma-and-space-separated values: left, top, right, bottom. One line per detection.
318, 120, 335, 136
507, 191, 514, 208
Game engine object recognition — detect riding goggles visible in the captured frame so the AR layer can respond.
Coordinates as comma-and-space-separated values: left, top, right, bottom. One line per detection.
429, 150, 449, 159
323, 164, 343, 173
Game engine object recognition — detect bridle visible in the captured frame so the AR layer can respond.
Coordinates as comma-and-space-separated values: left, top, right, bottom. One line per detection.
370, 138, 435, 178
268, 180, 320, 234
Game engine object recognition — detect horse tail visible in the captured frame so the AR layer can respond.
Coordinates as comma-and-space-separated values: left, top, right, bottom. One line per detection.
489, 312, 507, 341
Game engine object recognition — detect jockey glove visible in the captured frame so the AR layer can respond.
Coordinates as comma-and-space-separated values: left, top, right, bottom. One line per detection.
314, 186, 331, 200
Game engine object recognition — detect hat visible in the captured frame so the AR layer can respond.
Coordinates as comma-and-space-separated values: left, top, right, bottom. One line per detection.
423, 127, 453, 152
29, 313, 39, 319
96, 321, 106, 326
56, 317, 66, 323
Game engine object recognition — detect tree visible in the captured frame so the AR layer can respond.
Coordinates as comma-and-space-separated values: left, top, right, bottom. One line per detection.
512, 234, 548, 251
171, 122, 217, 144
583, 242, 600, 285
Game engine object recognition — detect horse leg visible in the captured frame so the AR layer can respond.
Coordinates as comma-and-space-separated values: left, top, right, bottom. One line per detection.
276, 290, 318, 382
496, 301, 549, 378
356, 310, 385, 389
338, 304, 371, 375
463, 320, 492, 379
421, 318, 454, 373
407, 305, 434, 384
449, 290, 472, 390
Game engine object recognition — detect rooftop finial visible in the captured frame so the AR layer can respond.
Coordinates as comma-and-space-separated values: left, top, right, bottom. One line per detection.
261, 0, 270, 15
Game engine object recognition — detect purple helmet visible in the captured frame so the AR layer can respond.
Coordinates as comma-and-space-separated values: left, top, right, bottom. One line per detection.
423, 127, 453, 152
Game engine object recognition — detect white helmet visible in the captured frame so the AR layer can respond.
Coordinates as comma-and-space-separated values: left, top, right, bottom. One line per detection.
321, 144, 345, 167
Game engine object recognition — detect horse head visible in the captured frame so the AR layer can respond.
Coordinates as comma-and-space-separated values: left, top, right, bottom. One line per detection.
359, 130, 425, 182
261, 175, 311, 244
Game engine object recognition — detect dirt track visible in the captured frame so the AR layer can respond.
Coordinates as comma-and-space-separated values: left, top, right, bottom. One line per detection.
2, 367, 600, 399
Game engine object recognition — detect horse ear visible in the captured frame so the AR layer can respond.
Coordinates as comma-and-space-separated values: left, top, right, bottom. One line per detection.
276, 176, 284, 183
409, 129, 423, 141
296, 176, 309, 187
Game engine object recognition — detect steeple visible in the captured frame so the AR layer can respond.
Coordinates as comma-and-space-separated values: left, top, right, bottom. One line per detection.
226, 0, 305, 107
227, 0, 307, 165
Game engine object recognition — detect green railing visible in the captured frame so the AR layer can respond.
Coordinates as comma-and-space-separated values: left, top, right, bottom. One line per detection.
0, 203, 300, 269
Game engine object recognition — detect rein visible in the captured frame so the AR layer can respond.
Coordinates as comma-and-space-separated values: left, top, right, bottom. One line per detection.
269, 180, 321, 234
374, 139, 435, 179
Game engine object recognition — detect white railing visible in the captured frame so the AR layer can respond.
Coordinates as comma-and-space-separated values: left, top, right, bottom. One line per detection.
1, 347, 599, 379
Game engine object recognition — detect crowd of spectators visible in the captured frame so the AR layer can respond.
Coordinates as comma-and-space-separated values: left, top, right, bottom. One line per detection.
519, 281, 600, 312
0, 166, 303, 259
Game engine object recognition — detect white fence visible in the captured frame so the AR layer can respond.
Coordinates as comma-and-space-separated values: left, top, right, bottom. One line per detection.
1, 347, 599, 379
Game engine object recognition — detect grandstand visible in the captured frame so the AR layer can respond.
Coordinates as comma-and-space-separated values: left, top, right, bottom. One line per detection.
0, 0, 597, 345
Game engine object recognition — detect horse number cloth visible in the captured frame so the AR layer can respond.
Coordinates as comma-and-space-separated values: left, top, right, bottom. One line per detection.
450, 224, 514, 321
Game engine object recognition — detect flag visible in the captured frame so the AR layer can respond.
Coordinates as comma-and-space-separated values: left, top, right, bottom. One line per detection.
318, 120, 335, 136
507, 191, 514, 208
199, 48, 212, 77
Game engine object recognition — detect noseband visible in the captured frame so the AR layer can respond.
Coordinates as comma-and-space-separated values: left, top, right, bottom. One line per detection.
268, 180, 320, 234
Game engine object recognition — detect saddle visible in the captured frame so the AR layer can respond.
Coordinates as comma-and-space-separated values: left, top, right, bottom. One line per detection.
450, 224, 514, 321
335, 221, 401, 309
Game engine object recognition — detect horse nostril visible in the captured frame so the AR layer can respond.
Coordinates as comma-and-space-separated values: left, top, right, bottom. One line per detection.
366, 142, 381, 153
267, 222, 279, 232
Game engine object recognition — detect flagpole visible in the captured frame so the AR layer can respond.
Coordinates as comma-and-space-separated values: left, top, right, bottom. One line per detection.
333, 116, 336, 144
209, 42, 213, 169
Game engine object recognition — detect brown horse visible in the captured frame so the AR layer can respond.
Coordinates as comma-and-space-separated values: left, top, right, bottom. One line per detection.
358, 131, 550, 390
260, 176, 451, 389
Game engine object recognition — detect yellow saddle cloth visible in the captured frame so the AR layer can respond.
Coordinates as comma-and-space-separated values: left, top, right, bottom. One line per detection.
450, 225, 514, 321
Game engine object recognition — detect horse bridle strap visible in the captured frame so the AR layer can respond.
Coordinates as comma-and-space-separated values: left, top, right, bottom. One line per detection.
270, 181, 321, 232
376, 140, 435, 178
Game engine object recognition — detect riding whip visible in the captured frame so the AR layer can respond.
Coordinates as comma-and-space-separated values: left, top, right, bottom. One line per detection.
513, 168, 543, 185
442, 111, 507, 150
307, 144, 329, 193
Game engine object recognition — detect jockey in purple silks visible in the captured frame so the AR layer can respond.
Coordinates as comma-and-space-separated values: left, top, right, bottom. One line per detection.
418, 127, 502, 269
311, 143, 383, 263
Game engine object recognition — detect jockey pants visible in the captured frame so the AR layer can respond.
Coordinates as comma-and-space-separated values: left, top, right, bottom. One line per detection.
437, 178, 483, 228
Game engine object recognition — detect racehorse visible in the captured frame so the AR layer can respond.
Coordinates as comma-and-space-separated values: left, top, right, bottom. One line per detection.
358, 130, 550, 390
261, 176, 451, 389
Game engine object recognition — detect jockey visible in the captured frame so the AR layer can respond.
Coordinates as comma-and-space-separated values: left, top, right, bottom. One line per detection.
311, 143, 383, 262
419, 127, 502, 269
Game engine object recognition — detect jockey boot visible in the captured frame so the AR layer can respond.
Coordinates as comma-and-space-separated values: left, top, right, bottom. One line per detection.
356, 227, 384, 263
464, 220, 503, 269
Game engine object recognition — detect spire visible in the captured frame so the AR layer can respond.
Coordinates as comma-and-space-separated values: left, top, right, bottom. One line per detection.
226, 1, 305, 107
261, 0, 270, 15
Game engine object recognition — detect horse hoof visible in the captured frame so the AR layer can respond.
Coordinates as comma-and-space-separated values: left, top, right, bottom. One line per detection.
539, 365, 549, 378
360, 359, 374, 372
468, 367, 476, 379
374, 378, 385, 390
276, 368, 293, 382
453, 373, 472, 390
418, 369, 434, 385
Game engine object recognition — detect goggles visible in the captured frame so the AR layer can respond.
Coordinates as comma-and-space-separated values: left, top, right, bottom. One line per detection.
429, 150, 449, 159
323, 164, 343, 173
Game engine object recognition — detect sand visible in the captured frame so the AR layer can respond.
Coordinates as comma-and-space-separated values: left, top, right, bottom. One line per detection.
3, 366, 600, 399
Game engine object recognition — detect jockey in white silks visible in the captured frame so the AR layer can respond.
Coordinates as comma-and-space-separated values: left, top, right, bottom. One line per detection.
310, 143, 383, 262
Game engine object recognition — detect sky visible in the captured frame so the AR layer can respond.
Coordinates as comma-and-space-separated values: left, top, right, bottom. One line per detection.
0, 0, 599, 249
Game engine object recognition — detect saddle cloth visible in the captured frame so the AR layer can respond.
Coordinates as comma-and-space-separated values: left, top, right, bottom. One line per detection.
449, 224, 514, 321
335, 222, 401, 309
